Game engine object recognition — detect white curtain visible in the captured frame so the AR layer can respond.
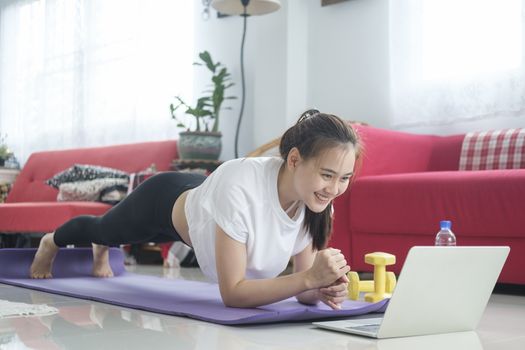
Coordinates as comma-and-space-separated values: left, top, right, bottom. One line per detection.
0, 0, 194, 164
389, 0, 525, 128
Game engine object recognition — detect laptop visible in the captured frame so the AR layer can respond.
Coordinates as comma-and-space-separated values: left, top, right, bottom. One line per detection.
313, 246, 510, 338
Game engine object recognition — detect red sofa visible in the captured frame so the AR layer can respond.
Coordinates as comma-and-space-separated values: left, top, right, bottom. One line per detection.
0, 140, 178, 234
331, 125, 525, 285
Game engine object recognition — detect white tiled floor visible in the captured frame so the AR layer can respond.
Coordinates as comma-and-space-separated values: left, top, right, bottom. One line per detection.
1, 264, 524, 350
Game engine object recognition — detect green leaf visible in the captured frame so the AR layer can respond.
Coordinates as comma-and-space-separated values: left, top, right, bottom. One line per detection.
170, 50, 237, 132
199, 51, 216, 73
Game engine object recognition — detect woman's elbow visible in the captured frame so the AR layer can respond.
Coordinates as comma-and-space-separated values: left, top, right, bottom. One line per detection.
219, 286, 246, 308
221, 294, 251, 308
221, 293, 238, 308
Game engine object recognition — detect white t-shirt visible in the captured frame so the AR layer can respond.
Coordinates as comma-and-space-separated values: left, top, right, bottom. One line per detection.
185, 157, 312, 282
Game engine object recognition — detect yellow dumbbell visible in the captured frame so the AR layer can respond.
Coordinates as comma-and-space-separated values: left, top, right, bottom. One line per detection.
347, 252, 396, 302
347, 271, 396, 301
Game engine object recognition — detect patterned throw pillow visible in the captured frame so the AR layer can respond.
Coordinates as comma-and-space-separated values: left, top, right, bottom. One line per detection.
57, 178, 129, 202
46, 164, 129, 189
459, 128, 525, 170
100, 185, 128, 205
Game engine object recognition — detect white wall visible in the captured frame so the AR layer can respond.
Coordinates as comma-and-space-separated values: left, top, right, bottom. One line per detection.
306, 0, 391, 128
194, 0, 525, 160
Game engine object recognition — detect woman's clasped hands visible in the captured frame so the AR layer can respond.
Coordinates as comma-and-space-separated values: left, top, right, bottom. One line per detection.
306, 248, 350, 310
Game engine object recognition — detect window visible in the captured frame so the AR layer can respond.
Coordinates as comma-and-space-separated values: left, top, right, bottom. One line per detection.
389, 0, 525, 127
0, 0, 194, 163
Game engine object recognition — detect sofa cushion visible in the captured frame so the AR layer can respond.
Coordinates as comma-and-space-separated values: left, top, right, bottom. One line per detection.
354, 125, 464, 177
57, 178, 129, 202
0, 202, 111, 233
349, 169, 525, 239
46, 164, 129, 189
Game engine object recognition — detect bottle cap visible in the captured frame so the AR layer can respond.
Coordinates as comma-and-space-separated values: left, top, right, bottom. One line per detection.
440, 220, 451, 230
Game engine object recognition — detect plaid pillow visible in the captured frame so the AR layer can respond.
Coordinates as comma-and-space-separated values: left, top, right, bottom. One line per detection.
459, 129, 525, 170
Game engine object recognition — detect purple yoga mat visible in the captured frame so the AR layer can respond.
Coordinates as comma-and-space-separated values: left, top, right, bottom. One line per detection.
0, 248, 388, 325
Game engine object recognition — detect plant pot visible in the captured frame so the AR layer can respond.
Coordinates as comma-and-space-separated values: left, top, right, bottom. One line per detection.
178, 131, 222, 160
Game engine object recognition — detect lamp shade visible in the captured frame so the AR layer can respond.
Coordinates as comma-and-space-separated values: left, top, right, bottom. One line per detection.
211, 0, 281, 16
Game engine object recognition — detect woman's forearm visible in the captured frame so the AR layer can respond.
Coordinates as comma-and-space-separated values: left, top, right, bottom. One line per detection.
215, 229, 349, 309
219, 270, 314, 308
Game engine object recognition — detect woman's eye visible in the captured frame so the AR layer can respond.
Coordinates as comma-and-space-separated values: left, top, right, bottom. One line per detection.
322, 174, 332, 180
338, 174, 353, 182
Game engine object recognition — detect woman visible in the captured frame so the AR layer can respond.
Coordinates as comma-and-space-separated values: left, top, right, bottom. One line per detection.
30, 109, 361, 310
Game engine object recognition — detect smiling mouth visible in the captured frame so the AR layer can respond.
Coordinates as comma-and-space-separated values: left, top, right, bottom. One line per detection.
315, 192, 331, 202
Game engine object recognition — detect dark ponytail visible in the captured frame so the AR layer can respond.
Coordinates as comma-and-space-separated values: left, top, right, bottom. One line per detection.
279, 109, 361, 250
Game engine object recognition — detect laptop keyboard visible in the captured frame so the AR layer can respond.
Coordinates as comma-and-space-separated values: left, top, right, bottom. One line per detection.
346, 324, 381, 333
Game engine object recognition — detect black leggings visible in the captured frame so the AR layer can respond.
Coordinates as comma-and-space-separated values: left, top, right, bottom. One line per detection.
53, 172, 206, 247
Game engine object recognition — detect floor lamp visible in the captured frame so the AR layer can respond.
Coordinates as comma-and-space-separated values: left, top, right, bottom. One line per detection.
211, 0, 281, 158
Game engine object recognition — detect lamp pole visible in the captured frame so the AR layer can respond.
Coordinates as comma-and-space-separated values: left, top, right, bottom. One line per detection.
234, 0, 249, 158
211, 0, 281, 158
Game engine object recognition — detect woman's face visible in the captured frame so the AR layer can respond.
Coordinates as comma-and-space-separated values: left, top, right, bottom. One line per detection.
293, 145, 356, 213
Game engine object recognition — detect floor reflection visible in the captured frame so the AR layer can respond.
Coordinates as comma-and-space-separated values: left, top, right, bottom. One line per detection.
1, 304, 197, 350
375, 331, 483, 350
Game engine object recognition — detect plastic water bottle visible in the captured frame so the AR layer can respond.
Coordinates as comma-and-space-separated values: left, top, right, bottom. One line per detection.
435, 220, 456, 246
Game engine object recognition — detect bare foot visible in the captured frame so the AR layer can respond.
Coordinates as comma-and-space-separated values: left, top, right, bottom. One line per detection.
30, 233, 59, 278
92, 244, 114, 278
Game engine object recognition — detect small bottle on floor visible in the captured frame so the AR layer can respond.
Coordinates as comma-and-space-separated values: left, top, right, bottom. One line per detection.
435, 220, 457, 246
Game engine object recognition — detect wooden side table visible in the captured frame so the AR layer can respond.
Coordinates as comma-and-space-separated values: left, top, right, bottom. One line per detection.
171, 159, 223, 175
0, 168, 20, 203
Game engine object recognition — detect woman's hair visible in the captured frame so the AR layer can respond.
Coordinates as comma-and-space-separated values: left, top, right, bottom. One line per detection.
279, 109, 361, 251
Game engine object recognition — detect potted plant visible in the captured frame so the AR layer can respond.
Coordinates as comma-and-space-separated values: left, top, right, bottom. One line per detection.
0, 134, 12, 167
170, 51, 236, 160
